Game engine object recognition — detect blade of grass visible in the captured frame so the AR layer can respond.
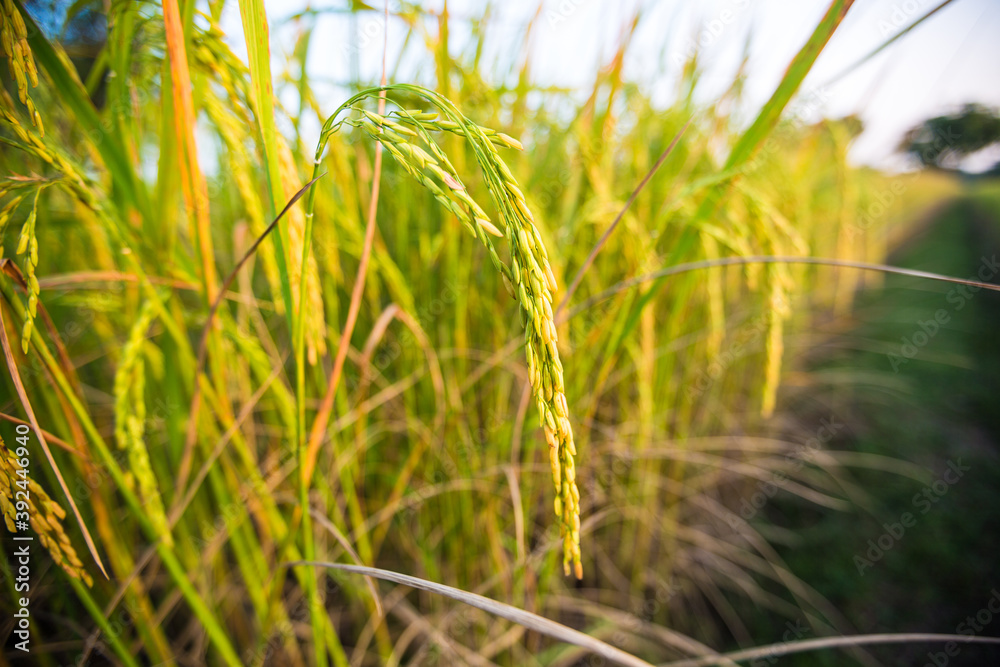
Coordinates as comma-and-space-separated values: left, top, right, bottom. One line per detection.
237, 0, 295, 334
822, 0, 958, 87
564, 254, 1000, 322
287, 561, 657, 667
162, 0, 217, 301
663, 633, 1000, 667
728, 2, 855, 169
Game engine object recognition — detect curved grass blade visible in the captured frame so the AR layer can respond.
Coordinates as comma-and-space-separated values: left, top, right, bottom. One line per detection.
823, 0, 958, 87
237, 0, 295, 334
663, 633, 1000, 667
163, 0, 217, 300
564, 254, 1000, 322
288, 561, 656, 667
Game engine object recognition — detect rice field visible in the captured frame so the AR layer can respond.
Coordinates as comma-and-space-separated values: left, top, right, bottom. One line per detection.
0, 0, 998, 665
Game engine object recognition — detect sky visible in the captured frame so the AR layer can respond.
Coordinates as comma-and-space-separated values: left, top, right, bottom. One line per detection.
219, 0, 1000, 172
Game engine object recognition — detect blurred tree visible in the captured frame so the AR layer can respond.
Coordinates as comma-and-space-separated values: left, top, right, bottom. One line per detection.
899, 103, 1000, 172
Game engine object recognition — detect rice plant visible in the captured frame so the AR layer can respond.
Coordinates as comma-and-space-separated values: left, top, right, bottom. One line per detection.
0, 0, 996, 665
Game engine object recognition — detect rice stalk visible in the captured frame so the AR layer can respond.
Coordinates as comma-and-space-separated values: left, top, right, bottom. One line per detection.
236, 0, 295, 332
760, 261, 792, 418
163, 0, 218, 302
279, 139, 327, 365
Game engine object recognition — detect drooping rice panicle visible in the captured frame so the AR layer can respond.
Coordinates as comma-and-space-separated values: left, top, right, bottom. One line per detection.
311, 87, 583, 578
114, 300, 173, 546
0, 0, 43, 134
0, 191, 25, 249
761, 260, 792, 418
13, 188, 38, 353
0, 435, 92, 585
